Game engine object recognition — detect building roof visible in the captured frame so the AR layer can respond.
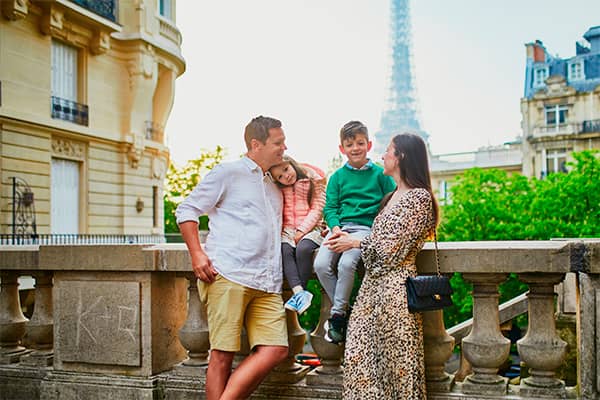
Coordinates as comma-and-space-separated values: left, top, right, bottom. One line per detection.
524, 26, 600, 98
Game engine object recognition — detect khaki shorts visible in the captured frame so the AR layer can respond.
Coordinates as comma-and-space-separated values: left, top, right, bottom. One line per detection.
198, 274, 288, 352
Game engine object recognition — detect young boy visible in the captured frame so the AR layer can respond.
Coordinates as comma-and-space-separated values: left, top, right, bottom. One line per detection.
314, 121, 396, 344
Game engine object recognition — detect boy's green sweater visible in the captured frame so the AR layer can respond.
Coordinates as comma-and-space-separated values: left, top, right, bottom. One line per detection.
323, 163, 396, 229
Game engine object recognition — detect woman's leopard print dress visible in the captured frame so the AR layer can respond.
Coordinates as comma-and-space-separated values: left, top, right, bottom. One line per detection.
343, 188, 433, 399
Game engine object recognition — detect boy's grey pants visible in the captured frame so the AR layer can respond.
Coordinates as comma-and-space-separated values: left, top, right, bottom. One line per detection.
313, 224, 371, 318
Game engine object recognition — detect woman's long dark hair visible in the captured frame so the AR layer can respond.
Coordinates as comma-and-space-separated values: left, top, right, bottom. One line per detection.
391, 133, 439, 229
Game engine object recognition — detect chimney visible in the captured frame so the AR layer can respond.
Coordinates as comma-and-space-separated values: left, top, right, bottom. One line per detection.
583, 26, 600, 54
525, 40, 546, 62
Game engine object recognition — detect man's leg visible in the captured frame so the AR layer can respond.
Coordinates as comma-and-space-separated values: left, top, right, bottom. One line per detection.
219, 345, 288, 400
205, 350, 234, 400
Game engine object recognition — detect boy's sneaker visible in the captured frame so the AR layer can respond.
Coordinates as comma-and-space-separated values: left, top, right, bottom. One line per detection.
284, 294, 299, 312
324, 314, 347, 344
295, 290, 314, 314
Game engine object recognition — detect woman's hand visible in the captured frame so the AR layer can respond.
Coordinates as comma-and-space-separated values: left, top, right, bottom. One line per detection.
324, 231, 359, 253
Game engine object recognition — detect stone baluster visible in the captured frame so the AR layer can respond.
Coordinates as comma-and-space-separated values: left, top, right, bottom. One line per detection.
0, 272, 29, 364
21, 272, 54, 366
461, 273, 510, 395
176, 273, 209, 372
422, 309, 455, 392
306, 288, 343, 387
517, 273, 567, 398
268, 286, 311, 383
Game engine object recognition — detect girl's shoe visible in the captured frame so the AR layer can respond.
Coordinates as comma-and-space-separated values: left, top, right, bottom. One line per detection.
284, 294, 299, 312
295, 290, 314, 314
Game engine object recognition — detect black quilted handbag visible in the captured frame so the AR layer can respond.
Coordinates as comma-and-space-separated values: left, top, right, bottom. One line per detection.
406, 230, 453, 312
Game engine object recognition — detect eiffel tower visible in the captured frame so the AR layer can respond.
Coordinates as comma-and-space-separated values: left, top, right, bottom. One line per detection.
375, 0, 427, 154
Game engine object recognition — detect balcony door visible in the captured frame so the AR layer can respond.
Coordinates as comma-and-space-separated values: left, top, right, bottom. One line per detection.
51, 158, 80, 234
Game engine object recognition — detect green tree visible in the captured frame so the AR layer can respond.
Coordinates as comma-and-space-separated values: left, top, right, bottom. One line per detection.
438, 150, 599, 327
164, 146, 226, 233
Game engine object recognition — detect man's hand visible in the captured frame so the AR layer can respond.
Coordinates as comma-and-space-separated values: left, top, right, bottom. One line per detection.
192, 251, 218, 283
179, 220, 218, 283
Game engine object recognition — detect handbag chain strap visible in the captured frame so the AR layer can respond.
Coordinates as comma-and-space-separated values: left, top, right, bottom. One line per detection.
433, 228, 441, 276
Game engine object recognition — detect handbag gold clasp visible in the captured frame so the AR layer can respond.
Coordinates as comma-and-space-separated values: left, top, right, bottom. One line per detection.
433, 294, 441, 301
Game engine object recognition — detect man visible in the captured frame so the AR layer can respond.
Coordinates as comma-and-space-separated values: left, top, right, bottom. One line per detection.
176, 116, 288, 400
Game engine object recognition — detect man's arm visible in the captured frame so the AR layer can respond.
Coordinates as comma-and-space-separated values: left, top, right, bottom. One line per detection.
179, 221, 218, 283
176, 164, 225, 283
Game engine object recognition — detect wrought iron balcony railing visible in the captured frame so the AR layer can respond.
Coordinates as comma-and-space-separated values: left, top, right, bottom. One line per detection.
51, 96, 89, 126
68, 0, 117, 23
581, 119, 600, 134
0, 233, 165, 246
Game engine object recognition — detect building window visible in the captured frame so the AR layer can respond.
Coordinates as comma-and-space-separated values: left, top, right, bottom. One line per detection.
51, 40, 88, 125
533, 66, 549, 87
159, 0, 172, 19
567, 60, 584, 81
51, 158, 80, 233
544, 148, 569, 176
545, 105, 568, 126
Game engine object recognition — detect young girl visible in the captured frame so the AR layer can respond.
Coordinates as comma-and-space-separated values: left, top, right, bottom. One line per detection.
269, 155, 326, 314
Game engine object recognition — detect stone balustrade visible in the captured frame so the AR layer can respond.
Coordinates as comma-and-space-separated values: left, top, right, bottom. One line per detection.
0, 240, 598, 399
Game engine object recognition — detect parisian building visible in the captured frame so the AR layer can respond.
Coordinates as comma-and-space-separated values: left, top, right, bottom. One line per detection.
0, 0, 184, 239
431, 25, 600, 202
521, 26, 600, 178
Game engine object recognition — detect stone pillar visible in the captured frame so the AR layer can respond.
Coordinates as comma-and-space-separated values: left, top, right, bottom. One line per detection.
461, 273, 510, 395
0, 272, 29, 364
21, 272, 54, 366
177, 274, 209, 369
268, 286, 311, 383
517, 273, 567, 398
422, 309, 455, 392
306, 288, 343, 387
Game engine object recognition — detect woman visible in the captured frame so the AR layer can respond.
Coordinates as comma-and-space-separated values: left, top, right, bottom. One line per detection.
323, 133, 438, 399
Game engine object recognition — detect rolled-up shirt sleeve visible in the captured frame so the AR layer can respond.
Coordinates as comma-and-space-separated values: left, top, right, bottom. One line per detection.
175, 164, 226, 224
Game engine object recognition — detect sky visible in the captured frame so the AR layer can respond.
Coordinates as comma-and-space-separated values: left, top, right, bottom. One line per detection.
166, 0, 600, 170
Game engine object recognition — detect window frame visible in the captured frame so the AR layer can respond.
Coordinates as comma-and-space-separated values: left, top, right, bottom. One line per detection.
544, 104, 568, 127
533, 65, 549, 88
543, 148, 569, 176
567, 59, 585, 82
158, 0, 172, 20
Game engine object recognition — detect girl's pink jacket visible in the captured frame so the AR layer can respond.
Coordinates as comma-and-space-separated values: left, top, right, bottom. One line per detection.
281, 164, 326, 234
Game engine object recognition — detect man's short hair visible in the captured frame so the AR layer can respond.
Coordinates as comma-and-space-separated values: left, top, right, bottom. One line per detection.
340, 120, 369, 143
244, 116, 282, 150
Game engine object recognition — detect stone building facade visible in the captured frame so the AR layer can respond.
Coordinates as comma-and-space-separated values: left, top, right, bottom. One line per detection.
521, 26, 600, 179
0, 0, 185, 236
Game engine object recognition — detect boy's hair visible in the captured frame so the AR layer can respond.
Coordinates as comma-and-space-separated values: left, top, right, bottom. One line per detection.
339, 120, 369, 143
244, 116, 282, 150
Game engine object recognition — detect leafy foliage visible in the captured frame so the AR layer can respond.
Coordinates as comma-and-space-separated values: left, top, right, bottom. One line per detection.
439, 150, 600, 327
164, 146, 225, 233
